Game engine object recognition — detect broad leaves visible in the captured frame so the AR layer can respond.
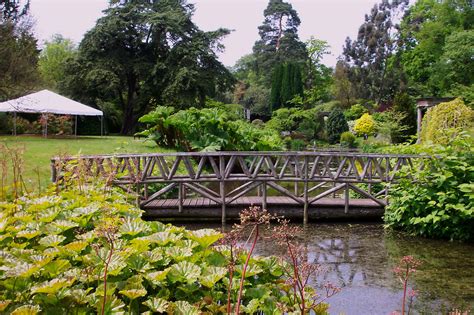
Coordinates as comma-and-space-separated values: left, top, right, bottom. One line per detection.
0, 184, 306, 314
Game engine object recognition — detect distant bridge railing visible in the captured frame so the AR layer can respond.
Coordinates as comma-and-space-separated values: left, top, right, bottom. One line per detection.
51, 151, 427, 223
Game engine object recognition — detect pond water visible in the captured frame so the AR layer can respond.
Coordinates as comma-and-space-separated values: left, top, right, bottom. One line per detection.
183, 222, 474, 314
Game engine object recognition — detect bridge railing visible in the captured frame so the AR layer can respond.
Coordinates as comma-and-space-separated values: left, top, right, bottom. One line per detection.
51, 151, 427, 223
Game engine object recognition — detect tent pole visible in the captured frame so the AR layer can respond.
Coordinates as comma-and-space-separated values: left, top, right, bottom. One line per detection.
13, 112, 17, 136
75, 115, 77, 137
45, 114, 48, 138
100, 116, 103, 137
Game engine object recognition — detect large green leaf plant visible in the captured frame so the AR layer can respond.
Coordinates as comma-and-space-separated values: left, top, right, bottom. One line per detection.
138, 106, 284, 152
384, 132, 474, 241
0, 183, 317, 314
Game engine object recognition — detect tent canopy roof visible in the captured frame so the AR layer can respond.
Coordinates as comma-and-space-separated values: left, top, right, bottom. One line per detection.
0, 90, 103, 116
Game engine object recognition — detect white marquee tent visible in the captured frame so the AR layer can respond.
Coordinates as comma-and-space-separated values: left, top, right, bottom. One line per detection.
0, 90, 103, 136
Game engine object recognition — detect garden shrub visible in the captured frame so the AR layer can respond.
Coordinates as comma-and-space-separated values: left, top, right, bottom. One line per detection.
0, 114, 73, 135
343, 104, 368, 121
373, 110, 411, 144
326, 108, 349, 144
2, 116, 35, 134
354, 113, 375, 138
0, 113, 11, 134
264, 107, 325, 143
391, 92, 416, 142
36, 114, 73, 135
314, 100, 341, 112
420, 98, 474, 145
384, 133, 474, 241
0, 184, 328, 314
340, 131, 356, 148
289, 138, 306, 151
138, 106, 283, 152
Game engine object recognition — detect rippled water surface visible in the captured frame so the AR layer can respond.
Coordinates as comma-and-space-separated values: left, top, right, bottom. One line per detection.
183, 222, 474, 314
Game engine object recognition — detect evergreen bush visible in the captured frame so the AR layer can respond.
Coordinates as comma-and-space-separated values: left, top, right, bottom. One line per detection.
340, 131, 356, 148
326, 108, 349, 144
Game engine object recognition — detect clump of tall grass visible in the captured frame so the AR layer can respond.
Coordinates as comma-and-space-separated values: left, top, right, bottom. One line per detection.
0, 144, 28, 201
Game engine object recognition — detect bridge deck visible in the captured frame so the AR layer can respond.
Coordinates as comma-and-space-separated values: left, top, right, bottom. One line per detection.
141, 197, 384, 221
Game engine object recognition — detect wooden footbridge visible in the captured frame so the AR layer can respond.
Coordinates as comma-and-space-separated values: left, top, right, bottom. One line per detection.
51, 151, 425, 223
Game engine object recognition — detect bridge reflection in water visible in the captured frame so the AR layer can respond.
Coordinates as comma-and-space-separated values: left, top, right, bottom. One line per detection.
51, 151, 425, 223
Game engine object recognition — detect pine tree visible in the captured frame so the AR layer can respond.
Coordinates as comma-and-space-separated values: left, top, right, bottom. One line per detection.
252, 0, 307, 82
342, 0, 409, 103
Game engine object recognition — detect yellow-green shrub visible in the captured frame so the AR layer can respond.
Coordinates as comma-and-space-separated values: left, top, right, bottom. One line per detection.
354, 113, 375, 137
340, 131, 356, 148
420, 98, 474, 144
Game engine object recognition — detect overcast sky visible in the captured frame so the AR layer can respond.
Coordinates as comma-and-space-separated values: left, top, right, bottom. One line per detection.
30, 0, 380, 67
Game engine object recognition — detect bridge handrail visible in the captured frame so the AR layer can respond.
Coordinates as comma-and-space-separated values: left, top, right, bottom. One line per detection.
51, 151, 427, 162
50, 151, 430, 223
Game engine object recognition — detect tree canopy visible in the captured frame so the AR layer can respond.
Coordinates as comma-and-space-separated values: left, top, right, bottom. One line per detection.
399, 0, 473, 97
0, 0, 39, 101
343, 0, 409, 103
61, 0, 235, 134
252, 0, 307, 82
0, 0, 30, 21
39, 34, 76, 90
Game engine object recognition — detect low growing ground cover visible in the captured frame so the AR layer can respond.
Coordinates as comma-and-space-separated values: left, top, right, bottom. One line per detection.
0, 183, 332, 314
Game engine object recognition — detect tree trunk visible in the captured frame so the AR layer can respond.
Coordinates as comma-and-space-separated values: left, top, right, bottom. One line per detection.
120, 107, 136, 135
120, 73, 138, 135
276, 14, 283, 51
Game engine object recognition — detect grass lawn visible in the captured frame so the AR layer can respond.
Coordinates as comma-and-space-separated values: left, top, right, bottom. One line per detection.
0, 135, 170, 192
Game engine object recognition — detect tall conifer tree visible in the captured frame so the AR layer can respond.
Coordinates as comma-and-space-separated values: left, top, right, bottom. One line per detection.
253, 0, 307, 83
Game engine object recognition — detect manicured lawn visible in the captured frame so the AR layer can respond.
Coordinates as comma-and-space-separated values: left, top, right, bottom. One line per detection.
0, 135, 169, 191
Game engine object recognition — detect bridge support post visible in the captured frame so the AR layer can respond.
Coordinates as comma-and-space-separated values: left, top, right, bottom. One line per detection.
178, 183, 183, 213
262, 181, 267, 210
344, 183, 349, 214
50, 159, 57, 183
136, 183, 141, 207
303, 181, 308, 224
219, 156, 226, 224
294, 163, 298, 196
303, 156, 308, 224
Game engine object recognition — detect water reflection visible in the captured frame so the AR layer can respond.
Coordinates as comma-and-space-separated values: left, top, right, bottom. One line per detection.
183, 222, 474, 314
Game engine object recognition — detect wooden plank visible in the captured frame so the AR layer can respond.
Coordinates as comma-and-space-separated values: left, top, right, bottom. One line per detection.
278, 155, 291, 179
267, 181, 303, 205
309, 183, 346, 204
142, 183, 177, 207
208, 156, 221, 179
155, 199, 167, 207
224, 155, 237, 178
237, 156, 251, 176
194, 156, 207, 179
